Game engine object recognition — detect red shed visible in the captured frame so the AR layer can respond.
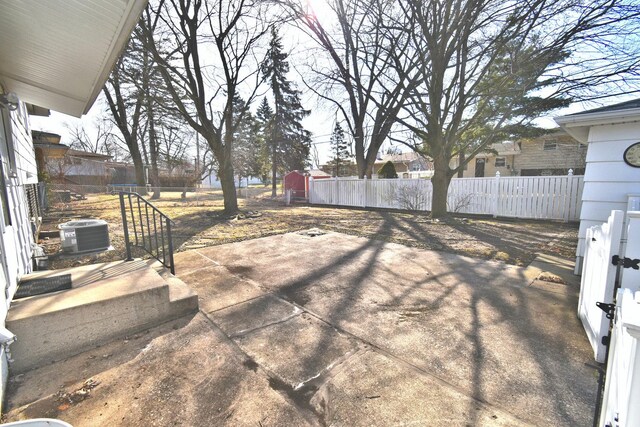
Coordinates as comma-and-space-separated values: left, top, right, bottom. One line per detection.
284, 170, 331, 199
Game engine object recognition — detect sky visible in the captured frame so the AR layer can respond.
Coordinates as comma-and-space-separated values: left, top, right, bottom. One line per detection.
28, 86, 613, 170
28, 0, 638, 170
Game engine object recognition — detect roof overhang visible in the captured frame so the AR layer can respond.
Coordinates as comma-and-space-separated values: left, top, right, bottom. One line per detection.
0, 0, 147, 117
554, 107, 640, 143
34, 142, 69, 157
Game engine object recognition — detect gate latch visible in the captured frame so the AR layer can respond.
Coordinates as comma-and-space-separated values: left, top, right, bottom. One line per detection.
596, 301, 616, 320
611, 255, 640, 270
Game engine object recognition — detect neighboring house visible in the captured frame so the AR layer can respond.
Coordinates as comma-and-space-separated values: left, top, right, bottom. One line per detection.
308, 169, 332, 179
54, 150, 112, 185
374, 152, 433, 178
451, 141, 520, 177
517, 131, 587, 176
33, 131, 113, 185
0, 0, 146, 409
453, 130, 587, 177
555, 98, 640, 273
106, 161, 138, 185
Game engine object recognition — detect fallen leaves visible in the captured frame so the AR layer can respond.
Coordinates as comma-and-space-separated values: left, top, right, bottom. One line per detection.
56, 378, 101, 410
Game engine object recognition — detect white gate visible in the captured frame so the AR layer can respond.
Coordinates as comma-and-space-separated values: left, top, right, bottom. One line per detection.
579, 210, 624, 363
599, 211, 640, 427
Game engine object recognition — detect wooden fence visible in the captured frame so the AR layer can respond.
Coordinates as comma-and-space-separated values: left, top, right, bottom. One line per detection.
309, 172, 584, 221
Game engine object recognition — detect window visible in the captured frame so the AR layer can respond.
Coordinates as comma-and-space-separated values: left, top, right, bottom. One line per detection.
543, 139, 557, 151
495, 157, 506, 167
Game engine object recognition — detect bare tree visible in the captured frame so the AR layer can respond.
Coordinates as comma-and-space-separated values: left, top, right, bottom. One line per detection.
103, 50, 147, 189
144, 0, 269, 213
394, 0, 640, 217
65, 117, 123, 159
283, 0, 421, 178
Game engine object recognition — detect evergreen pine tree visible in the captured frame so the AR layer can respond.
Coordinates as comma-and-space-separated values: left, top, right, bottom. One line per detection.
329, 122, 350, 177
231, 96, 261, 187
255, 97, 274, 184
261, 27, 312, 196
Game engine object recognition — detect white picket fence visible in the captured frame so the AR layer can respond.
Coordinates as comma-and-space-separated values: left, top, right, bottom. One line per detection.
309, 172, 584, 221
578, 206, 640, 427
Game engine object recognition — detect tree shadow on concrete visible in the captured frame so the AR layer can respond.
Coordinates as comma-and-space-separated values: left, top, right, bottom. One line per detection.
219, 219, 597, 426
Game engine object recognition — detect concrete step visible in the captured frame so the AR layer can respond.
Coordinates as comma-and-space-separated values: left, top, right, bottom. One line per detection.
6, 260, 198, 374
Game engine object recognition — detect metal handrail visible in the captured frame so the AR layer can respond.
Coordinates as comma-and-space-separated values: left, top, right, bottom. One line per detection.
119, 191, 176, 274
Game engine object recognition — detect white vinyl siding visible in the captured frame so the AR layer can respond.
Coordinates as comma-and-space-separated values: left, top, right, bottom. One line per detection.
576, 121, 640, 259
9, 103, 38, 184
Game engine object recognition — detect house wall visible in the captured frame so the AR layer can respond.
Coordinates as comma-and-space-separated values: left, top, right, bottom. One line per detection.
516, 134, 586, 175
45, 156, 112, 186
576, 121, 640, 267
453, 155, 517, 178
454, 134, 586, 178
0, 101, 38, 409
374, 162, 409, 173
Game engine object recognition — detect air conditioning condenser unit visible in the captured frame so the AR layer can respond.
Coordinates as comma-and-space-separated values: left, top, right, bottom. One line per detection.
59, 219, 110, 254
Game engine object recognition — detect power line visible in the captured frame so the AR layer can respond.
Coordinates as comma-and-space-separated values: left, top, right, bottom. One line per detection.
309, 127, 416, 145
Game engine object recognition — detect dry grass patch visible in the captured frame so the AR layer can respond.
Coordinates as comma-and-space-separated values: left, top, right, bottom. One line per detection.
40, 190, 578, 269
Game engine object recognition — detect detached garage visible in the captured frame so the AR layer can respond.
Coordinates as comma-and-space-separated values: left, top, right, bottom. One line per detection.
555, 98, 640, 272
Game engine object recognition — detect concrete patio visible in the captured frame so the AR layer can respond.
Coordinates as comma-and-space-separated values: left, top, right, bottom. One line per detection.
5, 230, 597, 426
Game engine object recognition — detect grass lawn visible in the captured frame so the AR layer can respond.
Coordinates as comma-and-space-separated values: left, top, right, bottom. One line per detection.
41, 188, 578, 269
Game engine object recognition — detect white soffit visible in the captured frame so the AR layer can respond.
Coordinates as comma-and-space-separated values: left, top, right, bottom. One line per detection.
555, 107, 640, 144
0, 0, 146, 117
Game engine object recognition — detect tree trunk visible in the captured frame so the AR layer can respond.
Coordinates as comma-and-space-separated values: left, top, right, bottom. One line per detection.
271, 140, 277, 197
457, 151, 465, 178
219, 110, 239, 214
219, 158, 238, 214
357, 157, 375, 179
130, 148, 147, 195
430, 154, 453, 218
148, 101, 161, 200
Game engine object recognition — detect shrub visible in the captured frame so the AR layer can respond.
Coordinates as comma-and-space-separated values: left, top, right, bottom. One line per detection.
378, 161, 398, 178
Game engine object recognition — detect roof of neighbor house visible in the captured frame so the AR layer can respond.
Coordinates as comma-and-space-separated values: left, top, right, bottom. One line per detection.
475, 141, 521, 158
32, 130, 62, 145
286, 169, 332, 178
308, 169, 332, 177
376, 152, 427, 164
565, 98, 640, 116
555, 98, 640, 143
66, 149, 111, 160
0, 1, 147, 117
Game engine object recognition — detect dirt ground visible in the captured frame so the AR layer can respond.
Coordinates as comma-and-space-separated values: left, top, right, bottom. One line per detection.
41, 189, 578, 270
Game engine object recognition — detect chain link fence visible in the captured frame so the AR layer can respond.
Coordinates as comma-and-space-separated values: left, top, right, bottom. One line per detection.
41, 183, 271, 208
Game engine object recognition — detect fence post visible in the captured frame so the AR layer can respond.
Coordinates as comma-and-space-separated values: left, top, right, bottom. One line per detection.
620, 211, 640, 291
363, 176, 368, 208
565, 169, 573, 222
493, 171, 500, 218
334, 177, 339, 205
307, 177, 314, 203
